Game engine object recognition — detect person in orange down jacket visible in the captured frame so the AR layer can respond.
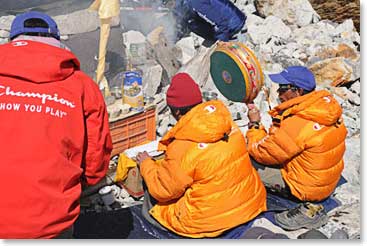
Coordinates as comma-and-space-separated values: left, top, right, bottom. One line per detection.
0, 11, 112, 239
136, 72, 266, 238
245, 66, 347, 231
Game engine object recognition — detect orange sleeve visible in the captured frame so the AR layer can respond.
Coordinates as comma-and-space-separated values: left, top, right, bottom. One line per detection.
246, 125, 303, 165
140, 153, 193, 203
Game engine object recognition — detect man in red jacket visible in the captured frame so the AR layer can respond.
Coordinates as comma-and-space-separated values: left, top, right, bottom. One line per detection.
0, 11, 112, 238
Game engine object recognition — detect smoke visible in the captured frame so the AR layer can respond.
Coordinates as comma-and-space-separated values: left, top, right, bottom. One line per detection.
120, 0, 177, 45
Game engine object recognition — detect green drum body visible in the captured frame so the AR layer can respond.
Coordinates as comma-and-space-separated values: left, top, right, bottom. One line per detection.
210, 42, 264, 103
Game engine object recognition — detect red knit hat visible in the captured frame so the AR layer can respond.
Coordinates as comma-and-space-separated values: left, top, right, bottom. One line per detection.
166, 73, 202, 107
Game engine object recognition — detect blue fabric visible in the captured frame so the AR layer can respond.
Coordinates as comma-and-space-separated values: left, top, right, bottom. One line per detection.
127, 205, 254, 239
74, 176, 346, 239
10, 11, 60, 40
126, 176, 346, 239
126, 193, 342, 239
268, 66, 316, 91
174, 0, 246, 41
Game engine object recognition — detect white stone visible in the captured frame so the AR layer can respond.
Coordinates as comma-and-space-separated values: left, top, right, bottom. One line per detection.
230, 0, 252, 13
0, 37, 8, 45
253, 16, 291, 45
316, 20, 337, 36
252, 217, 308, 239
334, 19, 356, 36
332, 19, 360, 45
123, 30, 146, 47
201, 74, 218, 92
344, 110, 358, 121
292, 24, 333, 47
255, 0, 320, 27
178, 45, 215, 88
319, 202, 360, 239
169, 115, 177, 125
0, 15, 15, 31
245, 14, 265, 27
292, 49, 307, 60
0, 29, 9, 38
175, 36, 197, 65
234, 119, 249, 127
60, 35, 69, 41
341, 136, 360, 186
350, 81, 360, 95
54, 9, 99, 35
265, 63, 284, 74
138, 62, 163, 97
157, 117, 170, 137
228, 102, 247, 120
343, 115, 359, 137
156, 98, 168, 114
189, 32, 205, 48
347, 92, 360, 106
242, 4, 257, 16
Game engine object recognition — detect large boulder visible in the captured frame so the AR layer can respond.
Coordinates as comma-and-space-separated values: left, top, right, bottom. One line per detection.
54, 9, 100, 35
178, 45, 216, 88
175, 36, 197, 65
255, 0, 320, 27
309, 57, 358, 87
247, 15, 291, 45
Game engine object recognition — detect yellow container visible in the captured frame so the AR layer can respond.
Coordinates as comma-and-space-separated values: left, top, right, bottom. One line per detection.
122, 70, 144, 111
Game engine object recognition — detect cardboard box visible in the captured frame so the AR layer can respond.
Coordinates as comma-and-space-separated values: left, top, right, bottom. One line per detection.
120, 166, 144, 198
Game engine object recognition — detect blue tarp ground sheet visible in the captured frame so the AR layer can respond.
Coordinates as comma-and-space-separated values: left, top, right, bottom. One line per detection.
73, 176, 347, 239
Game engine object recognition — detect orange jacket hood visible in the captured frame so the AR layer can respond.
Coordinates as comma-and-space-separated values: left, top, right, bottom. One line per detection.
0, 40, 80, 83
161, 100, 232, 145
269, 90, 342, 126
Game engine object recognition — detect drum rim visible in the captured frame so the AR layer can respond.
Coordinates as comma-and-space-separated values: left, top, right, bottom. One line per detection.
215, 42, 264, 103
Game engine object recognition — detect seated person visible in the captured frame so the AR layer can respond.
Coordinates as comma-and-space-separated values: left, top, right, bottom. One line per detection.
173, 0, 246, 43
136, 72, 266, 238
245, 66, 347, 230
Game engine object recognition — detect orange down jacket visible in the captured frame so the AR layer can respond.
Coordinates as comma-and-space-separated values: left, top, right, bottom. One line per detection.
246, 90, 347, 202
140, 100, 266, 238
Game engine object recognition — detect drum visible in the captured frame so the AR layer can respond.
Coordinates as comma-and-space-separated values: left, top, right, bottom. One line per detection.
210, 42, 264, 103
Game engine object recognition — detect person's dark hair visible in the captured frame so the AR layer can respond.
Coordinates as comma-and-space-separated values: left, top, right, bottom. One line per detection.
18, 18, 54, 38
301, 88, 313, 95
168, 103, 199, 117
294, 86, 313, 95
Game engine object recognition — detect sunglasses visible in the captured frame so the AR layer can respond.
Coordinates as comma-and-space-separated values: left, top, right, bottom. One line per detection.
277, 84, 297, 94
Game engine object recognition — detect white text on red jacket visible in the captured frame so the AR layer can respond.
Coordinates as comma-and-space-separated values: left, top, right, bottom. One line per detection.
0, 84, 76, 119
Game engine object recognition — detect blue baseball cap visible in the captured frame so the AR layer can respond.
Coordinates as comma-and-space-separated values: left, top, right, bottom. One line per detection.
10, 11, 60, 40
268, 66, 316, 91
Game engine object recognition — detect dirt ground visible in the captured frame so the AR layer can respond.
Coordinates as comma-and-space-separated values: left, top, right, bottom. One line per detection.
309, 0, 360, 32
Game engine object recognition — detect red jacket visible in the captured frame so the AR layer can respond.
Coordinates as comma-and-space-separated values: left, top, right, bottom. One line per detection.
0, 40, 112, 238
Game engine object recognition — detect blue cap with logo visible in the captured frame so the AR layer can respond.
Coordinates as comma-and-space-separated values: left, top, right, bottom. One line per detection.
268, 66, 316, 91
10, 11, 60, 40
